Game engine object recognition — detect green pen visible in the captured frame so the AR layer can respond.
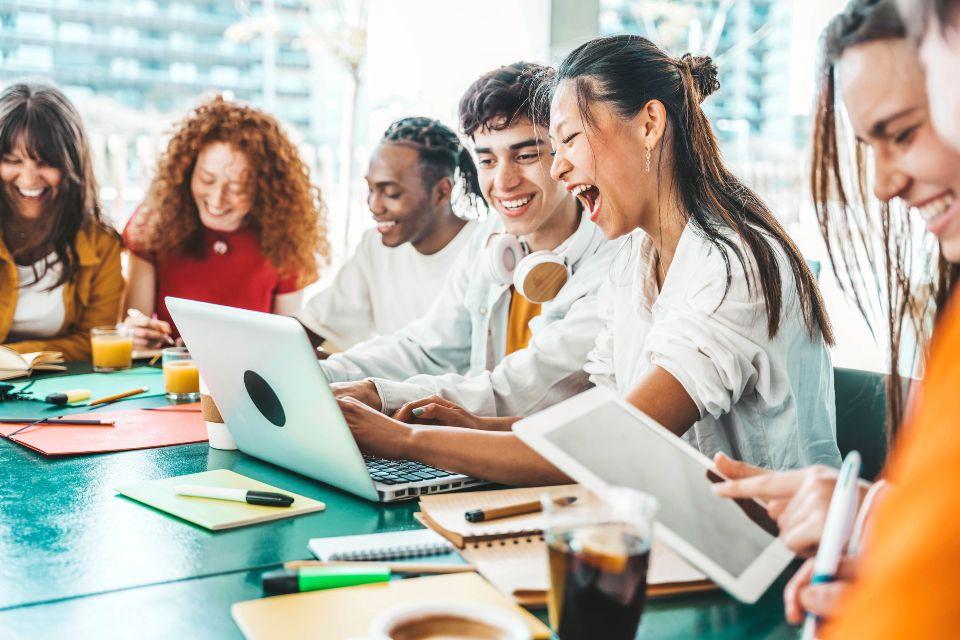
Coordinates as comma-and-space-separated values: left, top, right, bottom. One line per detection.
261, 565, 391, 596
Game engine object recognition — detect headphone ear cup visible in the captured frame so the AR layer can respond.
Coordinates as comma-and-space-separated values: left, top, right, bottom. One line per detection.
485, 234, 526, 285
514, 252, 569, 303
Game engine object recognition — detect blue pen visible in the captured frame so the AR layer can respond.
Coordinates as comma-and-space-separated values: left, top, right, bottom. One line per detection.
800, 451, 861, 640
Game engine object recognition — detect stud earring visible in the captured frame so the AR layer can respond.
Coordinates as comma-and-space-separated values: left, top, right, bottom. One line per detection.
645, 145, 652, 173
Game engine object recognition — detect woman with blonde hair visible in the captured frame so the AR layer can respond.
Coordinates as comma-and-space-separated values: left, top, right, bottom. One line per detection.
123, 96, 328, 346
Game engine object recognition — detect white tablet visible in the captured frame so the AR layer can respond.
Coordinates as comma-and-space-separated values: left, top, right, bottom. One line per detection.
514, 386, 794, 604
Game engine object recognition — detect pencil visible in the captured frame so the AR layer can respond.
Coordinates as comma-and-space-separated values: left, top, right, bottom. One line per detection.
88, 386, 150, 407
127, 308, 175, 346
464, 495, 578, 523
0, 418, 115, 425
282, 560, 476, 574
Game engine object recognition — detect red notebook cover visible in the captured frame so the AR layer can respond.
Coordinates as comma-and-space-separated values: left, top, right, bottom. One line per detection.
0, 408, 207, 455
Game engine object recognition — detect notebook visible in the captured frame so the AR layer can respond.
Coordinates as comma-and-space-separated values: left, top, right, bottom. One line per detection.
419, 485, 714, 606
0, 347, 65, 381
309, 528, 454, 562
0, 407, 207, 456
231, 572, 551, 640
116, 469, 326, 530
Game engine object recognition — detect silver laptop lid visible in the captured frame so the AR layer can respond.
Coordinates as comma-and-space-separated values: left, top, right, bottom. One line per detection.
166, 296, 379, 501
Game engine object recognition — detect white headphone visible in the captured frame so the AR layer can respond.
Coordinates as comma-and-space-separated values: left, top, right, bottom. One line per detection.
484, 217, 592, 303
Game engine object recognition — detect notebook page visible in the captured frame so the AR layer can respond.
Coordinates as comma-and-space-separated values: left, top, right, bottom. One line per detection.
461, 536, 708, 606
309, 529, 453, 561
461, 537, 550, 597
419, 484, 591, 541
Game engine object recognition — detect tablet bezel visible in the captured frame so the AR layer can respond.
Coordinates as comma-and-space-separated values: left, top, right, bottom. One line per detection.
514, 386, 794, 604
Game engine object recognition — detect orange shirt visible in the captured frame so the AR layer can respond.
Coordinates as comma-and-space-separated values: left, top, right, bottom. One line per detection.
505, 288, 541, 355
826, 291, 960, 638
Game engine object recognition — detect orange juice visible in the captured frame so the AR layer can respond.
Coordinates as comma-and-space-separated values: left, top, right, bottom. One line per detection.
164, 360, 200, 395
91, 334, 133, 371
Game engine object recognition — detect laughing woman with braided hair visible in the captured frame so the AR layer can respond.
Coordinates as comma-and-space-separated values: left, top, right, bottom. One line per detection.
296, 116, 482, 352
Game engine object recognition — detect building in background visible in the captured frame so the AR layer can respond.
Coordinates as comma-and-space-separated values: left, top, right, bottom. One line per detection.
0, 0, 354, 222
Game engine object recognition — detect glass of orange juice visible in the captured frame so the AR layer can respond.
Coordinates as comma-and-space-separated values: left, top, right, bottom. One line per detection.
91, 325, 133, 372
162, 347, 200, 402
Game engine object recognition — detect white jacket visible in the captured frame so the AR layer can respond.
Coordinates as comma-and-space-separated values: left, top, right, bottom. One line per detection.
320, 212, 616, 416
586, 225, 841, 470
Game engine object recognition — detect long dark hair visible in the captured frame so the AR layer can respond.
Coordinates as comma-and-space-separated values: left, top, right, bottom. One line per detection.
812, 0, 958, 439
381, 116, 483, 213
555, 35, 833, 346
0, 82, 105, 287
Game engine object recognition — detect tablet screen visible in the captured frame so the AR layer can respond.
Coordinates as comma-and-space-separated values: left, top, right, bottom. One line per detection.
542, 399, 777, 578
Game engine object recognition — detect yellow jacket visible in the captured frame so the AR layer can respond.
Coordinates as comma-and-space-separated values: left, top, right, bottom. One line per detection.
1, 222, 124, 362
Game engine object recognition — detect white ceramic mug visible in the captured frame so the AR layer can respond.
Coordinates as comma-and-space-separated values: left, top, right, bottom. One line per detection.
367, 602, 531, 640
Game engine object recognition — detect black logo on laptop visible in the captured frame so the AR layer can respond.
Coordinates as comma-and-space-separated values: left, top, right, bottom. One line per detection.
243, 370, 286, 427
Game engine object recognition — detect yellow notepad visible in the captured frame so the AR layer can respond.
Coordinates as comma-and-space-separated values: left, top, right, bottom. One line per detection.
117, 469, 326, 530
231, 572, 551, 640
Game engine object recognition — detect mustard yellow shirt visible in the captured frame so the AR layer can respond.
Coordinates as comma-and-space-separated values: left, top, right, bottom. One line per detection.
505, 288, 541, 355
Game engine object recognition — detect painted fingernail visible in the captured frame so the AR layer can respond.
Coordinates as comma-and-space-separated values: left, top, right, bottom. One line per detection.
412, 407, 425, 417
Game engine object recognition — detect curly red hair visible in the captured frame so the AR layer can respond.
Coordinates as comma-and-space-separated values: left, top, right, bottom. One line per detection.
138, 96, 329, 286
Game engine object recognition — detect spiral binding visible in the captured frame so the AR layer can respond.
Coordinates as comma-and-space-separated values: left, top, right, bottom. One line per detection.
327, 540, 453, 562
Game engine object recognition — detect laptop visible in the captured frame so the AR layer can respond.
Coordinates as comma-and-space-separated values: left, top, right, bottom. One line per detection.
166, 297, 485, 502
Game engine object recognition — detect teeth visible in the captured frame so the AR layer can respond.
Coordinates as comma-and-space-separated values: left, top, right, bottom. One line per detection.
376, 220, 397, 230
17, 186, 44, 198
570, 184, 595, 197
917, 193, 955, 222
500, 196, 532, 210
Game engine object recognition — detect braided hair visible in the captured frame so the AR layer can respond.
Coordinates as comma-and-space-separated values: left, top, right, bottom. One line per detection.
381, 116, 484, 214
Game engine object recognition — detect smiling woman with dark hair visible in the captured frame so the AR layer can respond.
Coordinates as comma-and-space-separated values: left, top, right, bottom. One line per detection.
549, 35, 838, 471
0, 82, 123, 361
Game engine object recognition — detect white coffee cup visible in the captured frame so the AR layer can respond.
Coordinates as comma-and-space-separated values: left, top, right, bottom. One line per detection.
199, 376, 237, 450
368, 602, 530, 640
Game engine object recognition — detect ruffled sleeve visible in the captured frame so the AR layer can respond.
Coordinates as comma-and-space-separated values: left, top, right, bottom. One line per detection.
121, 205, 156, 263
643, 241, 783, 420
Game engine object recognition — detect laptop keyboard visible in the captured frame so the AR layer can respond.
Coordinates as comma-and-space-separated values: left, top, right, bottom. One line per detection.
363, 455, 457, 485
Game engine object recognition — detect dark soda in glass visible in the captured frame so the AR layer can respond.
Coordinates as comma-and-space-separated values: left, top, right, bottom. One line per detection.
547, 524, 651, 640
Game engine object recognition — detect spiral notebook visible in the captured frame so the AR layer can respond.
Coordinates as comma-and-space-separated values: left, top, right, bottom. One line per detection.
419, 485, 714, 606
308, 528, 454, 562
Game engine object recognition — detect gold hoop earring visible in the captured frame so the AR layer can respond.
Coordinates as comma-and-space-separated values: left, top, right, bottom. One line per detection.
645, 145, 652, 173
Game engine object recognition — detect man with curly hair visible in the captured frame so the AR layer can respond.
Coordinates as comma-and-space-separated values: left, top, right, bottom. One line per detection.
122, 96, 329, 346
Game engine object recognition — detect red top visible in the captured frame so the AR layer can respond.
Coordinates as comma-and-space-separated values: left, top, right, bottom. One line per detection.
123, 209, 303, 338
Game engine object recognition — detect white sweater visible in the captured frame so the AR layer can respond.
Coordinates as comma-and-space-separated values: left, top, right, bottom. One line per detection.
296, 220, 478, 351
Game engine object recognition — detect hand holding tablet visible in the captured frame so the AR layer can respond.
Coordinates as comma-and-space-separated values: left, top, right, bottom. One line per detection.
514, 386, 795, 604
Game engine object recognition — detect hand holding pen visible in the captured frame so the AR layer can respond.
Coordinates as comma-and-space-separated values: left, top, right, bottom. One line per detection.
124, 308, 175, 349
794, 451, 862, 639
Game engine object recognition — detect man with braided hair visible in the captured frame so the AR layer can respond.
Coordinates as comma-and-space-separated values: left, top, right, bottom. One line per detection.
320, 62, 617, 485
296, 117, 481, 351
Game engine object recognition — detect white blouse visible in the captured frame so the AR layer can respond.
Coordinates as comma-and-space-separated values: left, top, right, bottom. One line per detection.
586, 224, 841, 471
8, 254, 66, 342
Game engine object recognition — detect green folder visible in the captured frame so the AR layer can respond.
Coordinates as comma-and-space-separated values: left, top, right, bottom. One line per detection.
117, 469, 326, 530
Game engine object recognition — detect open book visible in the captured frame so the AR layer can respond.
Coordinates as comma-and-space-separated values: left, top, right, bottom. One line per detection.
0, 346, 65, 381
419, 485, 715, 607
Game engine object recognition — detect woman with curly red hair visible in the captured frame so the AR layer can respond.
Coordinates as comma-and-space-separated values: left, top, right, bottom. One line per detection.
122, 96, 329, 346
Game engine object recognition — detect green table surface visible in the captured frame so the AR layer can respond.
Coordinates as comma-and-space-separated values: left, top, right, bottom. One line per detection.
0, 365, 798, 639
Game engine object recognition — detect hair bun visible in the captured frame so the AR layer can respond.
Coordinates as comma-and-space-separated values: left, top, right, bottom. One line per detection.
679, 53, 720, 103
